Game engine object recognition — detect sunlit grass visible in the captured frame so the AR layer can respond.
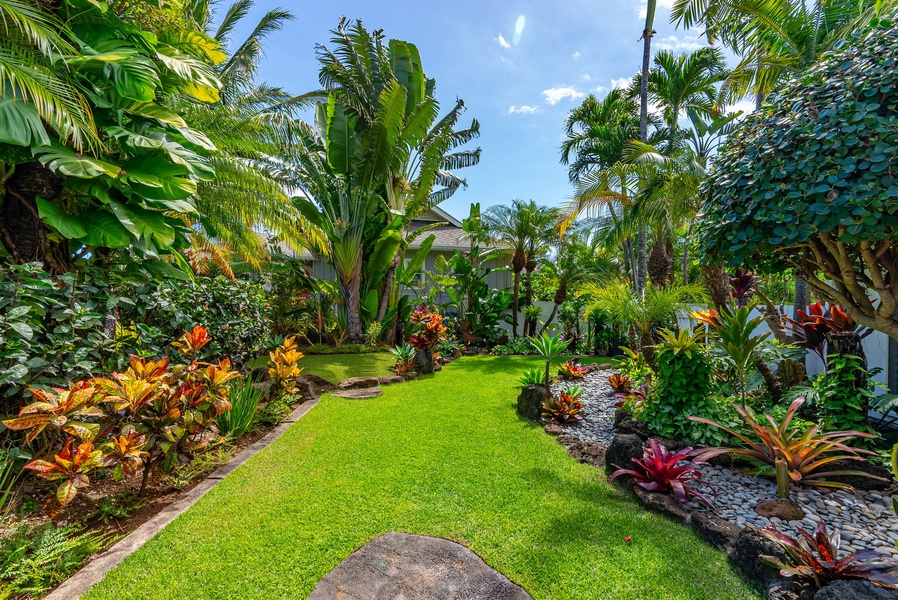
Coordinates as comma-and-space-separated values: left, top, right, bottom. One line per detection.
84, 356, 760, 600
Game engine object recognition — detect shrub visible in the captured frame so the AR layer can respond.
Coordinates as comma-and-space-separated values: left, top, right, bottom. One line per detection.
492, 337, 536, 355
408, 306, 448, 352
120, 275, 271, 367
268, 336, 304, 395
608, 439, 714, 507
642, 329, 714, 442
607, 373, 632, 394
436, 337, 465, 358
216, 379, 263, 439
691, 397, 883, 497
558, 359, 588, 380
612, 347, 653, 385
4, 326, 242, 510
760, 520, 898, 590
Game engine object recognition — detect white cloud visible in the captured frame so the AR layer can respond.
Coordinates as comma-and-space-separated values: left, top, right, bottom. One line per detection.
611, 77, 631, 90
543, 86, 584, 105
507, 105, 540, 115
582, 73, 591, 81
496, 34, 511, 49
593, 85, 607, 95
638, 0, 674, 19
572, 51, 581, 60
655, 34, 705, 52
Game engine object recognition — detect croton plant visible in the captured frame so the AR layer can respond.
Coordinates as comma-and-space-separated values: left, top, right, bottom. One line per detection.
3, 326, 240, 512
408, 305, 448, 352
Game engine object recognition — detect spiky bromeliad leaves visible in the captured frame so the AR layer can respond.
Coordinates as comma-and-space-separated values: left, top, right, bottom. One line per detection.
541, 390, 585, 424
761, 520, 898, 590
690, 397, 883, 497
608, 438, 715, 507
389, 343, 417, 375
607, 373, 633, 394
558, 359, 589, 380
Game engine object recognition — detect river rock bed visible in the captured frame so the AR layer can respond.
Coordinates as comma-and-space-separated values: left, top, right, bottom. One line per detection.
558, 370, 898, 558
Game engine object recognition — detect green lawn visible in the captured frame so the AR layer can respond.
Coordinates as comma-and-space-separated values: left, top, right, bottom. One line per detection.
249, 351, 396, 383
84, 356, 760, 600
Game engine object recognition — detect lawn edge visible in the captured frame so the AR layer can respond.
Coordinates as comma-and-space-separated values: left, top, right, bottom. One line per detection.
45, 398, 321, 600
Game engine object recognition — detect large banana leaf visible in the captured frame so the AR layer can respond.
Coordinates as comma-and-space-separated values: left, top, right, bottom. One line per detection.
324, 96, 357, 176
366, 229, 402, 285
78, 210, 130, 248
0, 100, 51, 147
35, 198, 86, 239
389, 40, 425, 114
397, 234, 434, 287
359, 79, 406, 184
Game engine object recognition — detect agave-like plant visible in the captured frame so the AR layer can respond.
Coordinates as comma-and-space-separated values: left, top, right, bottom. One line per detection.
608, 438, 714, 507
690, 397, 883, 497
761, 520, 898, 590
529, 333, 569, 392
389, 343, 417, 375
541, 390, 585, 424
519, 368, 546, 387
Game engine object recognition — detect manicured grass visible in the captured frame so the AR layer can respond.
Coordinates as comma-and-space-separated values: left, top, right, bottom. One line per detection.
84, 356, 761, 600
248, 351, 396, 383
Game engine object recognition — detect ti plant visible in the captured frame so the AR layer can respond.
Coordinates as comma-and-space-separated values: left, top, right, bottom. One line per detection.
268, 336, 304, 394
690, 397, 882, 497
760, 520, 898, 590
783, 303, 864, 364
558, 359, 589, 380
608, 439, 714, 507
519, 368, 546, 387
529, 333, 568, 393
694, 303, 769, 401
541, 390, 584, 424
389, 343, 417, 375
607, 373, 633, 394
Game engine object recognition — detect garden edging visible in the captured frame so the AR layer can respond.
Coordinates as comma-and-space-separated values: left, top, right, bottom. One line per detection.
43, 398, 321, 600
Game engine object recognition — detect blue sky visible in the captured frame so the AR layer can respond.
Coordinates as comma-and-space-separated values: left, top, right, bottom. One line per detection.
232, 0, 744, 220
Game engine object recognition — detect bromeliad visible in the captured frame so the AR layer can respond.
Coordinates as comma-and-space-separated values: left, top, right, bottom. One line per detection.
608, 438, 714, 507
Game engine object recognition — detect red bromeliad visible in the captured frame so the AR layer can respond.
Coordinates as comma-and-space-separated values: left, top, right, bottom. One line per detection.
607, 373, 633, 394
608, 438, 714, 507
541, 390, 585, 423
761, 520, 898, 590
558, 359, 589, 380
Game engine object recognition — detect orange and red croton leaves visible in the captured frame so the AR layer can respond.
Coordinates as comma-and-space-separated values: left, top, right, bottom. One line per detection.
2, 384, 104, 444
25, 439, 105, 507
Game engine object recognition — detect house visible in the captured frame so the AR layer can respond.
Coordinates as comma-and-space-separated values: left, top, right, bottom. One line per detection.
289, 206, 513, 297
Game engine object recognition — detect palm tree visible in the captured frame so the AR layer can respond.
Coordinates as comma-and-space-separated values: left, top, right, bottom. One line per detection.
521, 204, 560, 336
636, 0, 659, 293
580, 280, 706, 362
176, 0, 327, 271
671, 0, 897, 105
484, 200, 543, 339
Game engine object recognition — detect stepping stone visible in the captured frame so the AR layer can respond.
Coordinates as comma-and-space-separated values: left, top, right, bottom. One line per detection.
332, 387, 383, 399
308, 532, 532, 600
338, 376, 380, 390
377, 375, 403, 385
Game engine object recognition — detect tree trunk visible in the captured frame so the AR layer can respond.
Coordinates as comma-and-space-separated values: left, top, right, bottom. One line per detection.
375, 251, 401, 322
1, 162, 72, 273
754, 356, 782, 402
792, 275, 809, 320
635, 27, 654, 293
540, 303, 559, 336
702, 263, 731, 312
338, 247, 364, 343
682, 221, 694, 285
511, 269, 521, 339
639, 327, 656, 367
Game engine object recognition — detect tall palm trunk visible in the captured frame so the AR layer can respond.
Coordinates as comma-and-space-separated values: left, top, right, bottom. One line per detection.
523, 265, 536, 336
338, 247, 364, 343
511, 269, 521, 339
682, 221, 694, 285
636, 16, 655, 293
